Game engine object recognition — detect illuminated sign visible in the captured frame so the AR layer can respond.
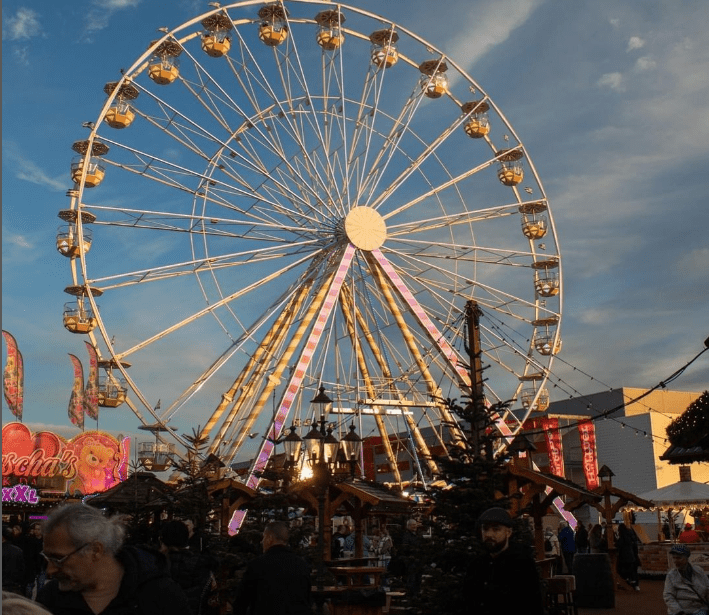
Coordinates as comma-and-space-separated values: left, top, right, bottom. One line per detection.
2, 485, 39, 503
2, 423, 130, 495
540, 417, 565, 478
578, 420, 600, 490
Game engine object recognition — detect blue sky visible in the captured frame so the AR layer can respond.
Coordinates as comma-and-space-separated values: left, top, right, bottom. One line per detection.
2, 0, 708, 461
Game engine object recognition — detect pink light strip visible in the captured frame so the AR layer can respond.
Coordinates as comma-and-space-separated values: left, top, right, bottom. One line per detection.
370, 248, 577, 528
228, 245, 356, 534
370, 249, 470, 386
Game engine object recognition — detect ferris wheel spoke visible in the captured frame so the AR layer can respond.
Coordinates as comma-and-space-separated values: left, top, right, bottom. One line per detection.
226, 29, 350, 207
160, 274, 317, 425
109, 250, 319, 362
352, 93, 424, 207
88, 202, 313, 237
86, 236, 320, 291
386, 201, 526, 236
370, 117, 470, 212
381, 152, 503, 222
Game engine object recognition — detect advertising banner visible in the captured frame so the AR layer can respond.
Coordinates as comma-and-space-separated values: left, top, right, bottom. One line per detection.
2, 423, 129, 495
2, 330, 24, 421
67, 354, 85, 429
540, 417, 565, 478
84, 342, 100, 422
578, 420, 600, 490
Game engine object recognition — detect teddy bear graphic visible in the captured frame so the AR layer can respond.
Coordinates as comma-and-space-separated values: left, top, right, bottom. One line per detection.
69, 438, 117, 495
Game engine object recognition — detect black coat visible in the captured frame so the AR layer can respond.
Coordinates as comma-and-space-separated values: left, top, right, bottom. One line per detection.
37, 545, 192, 615
2, 540, 26, 592
465, 543, 544, 615
232, 544, 312, 615
167, 549, 218, 615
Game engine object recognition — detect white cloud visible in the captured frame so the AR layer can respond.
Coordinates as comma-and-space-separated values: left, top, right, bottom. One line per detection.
4, 234, 33, 250
3, 7, 42, 41
12, 46, 30, 65
627, 36, 645, 51
676, 248, 709, 279
2, 140, 66, 191
635, 56, 656, 71
597, 72, 624, 90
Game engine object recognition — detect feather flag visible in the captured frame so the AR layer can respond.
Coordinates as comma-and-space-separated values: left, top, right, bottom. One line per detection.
2, 330, 24, 421
84, 342, 99, 421
68, 354, 85, 430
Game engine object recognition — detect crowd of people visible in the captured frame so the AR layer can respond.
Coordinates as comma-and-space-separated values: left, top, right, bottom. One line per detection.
4, 504, 709, 615
2, 503, 546, 615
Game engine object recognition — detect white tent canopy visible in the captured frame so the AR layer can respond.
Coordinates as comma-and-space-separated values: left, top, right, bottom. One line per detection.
636, 480, 709, 511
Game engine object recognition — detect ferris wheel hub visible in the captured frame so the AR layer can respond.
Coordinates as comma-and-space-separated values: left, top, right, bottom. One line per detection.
343, 206, 387, 251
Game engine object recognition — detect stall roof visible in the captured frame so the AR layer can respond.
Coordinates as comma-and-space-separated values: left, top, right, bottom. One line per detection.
660, 436, 709, 464
84, 472, 174, 510
336, 480, 415, 513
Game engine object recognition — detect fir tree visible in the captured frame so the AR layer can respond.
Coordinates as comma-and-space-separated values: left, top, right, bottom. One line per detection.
403, 397, 534, 614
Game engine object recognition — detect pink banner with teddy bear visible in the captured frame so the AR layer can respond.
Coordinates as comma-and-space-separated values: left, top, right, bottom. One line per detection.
2, 423, 129, 495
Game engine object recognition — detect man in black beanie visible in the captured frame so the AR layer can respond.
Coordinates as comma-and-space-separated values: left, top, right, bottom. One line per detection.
464, 507, 544, 615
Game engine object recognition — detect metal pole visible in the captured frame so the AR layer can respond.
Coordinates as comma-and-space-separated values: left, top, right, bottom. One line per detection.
466, 300, 486, 458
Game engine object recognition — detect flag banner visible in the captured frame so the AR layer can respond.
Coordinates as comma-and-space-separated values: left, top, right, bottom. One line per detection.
578, 420, 600, 490
68, 354, 85, 430
540, 417, 565, 478
84, 342, 99, 421
2, 330, 24, 421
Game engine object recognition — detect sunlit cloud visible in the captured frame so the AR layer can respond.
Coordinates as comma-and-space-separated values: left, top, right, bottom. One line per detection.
2, 7, 43, 40
83, 0, 141, 38
597, 72, 624, 90
445, 0, 545, 78
627, 36, 645, 51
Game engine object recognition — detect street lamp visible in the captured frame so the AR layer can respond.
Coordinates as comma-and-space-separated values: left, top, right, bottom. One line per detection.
282, 425, 303, 473
305, 387, 338, 612
277, 386, 364, 613
341, 423, 363, 476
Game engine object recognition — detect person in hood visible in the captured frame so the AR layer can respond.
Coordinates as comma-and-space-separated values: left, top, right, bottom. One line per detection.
160, 520, 219, 615
36, 503, 191, 615
465, 507, 544, 615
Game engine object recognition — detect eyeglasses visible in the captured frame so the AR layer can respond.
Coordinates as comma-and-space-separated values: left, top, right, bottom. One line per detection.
40, 543, 89, 566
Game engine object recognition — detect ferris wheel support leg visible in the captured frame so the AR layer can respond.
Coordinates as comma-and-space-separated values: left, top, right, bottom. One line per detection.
203, 288, 307, 453
214, 283, 312, 461
227, 246, 356, 535
339, 284, 402, 485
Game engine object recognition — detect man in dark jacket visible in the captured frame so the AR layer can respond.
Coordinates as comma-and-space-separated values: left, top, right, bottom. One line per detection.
465, 507, 544, 615
232, 521, 312, 615
36, 503, 191, 615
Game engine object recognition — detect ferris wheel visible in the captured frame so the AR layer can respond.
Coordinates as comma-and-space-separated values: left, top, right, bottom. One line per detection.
59, 0, 562, 487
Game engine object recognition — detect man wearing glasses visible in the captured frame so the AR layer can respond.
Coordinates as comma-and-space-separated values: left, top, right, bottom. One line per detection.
36, 503, 191, 615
